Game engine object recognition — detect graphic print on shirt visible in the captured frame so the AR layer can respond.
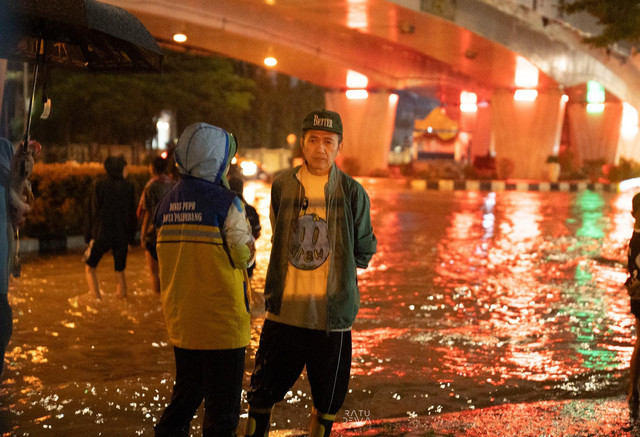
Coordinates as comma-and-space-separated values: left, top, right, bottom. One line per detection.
289, 213, 329, 270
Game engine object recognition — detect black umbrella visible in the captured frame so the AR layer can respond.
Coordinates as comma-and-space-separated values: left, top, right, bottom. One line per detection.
0, 0, 163, 153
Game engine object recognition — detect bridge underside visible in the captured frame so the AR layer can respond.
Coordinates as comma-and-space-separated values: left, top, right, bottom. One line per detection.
13, 0, 640, 178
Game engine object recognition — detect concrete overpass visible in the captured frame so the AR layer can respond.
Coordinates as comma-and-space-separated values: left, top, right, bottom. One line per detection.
23, 0, 640, 178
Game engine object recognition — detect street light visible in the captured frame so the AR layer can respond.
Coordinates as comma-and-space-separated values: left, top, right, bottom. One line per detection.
173, 33, 187, 43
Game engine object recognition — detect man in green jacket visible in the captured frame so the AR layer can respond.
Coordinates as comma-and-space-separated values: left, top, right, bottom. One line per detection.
245, 109, 377, 437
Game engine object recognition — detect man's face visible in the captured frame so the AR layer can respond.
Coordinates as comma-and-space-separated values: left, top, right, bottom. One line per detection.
301, 130, 342, 176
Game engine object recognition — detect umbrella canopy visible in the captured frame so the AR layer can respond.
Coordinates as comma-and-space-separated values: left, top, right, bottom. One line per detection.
0, 0, 163, 156
0, 0, 163, 73
0, 0, 163, 267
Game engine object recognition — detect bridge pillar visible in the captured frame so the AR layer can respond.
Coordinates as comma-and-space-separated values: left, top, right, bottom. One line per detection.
566, 102, 622, 167
325, 90, 398, 176
490, 88, 565, 180
617, 126, 640, 164
468, 104, 492, 159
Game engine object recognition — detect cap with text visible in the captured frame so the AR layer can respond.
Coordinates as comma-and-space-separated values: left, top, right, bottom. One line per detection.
302, 110, 343, 135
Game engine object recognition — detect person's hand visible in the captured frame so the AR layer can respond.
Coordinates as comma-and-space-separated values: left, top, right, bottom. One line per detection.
9, 140, 41, 227
10, 186, 31, 227
11, 140, 41, 184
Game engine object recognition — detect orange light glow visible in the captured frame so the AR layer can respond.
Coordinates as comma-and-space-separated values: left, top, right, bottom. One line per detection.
347, 0, 368, 29
347, 70, 368, 89
622, 102, 639, 139
263, 56, 277, 67
346, 89, 368, 100
515, 56, 539, 88
172, 33, 187, 43
514, 89, 538, 102
460, 91, 478, 113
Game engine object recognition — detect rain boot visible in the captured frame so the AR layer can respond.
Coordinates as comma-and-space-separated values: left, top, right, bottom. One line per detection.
309, 407, 335, 437
244, 406, 272, 436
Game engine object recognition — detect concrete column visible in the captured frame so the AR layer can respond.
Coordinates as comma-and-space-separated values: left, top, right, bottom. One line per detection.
467, 103, 492, 159
617, 108, 640, 164
325, 90, 398, 176
617, 132, 640, 164
567, 102, 622, 165
491, 88, 565, 180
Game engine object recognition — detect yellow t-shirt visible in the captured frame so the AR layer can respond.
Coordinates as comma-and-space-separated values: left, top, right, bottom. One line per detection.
267, 166, 330, 329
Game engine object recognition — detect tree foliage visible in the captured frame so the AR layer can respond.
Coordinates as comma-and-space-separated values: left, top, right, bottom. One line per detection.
29, 51, 254, 146
229, 63, 324, 149
23, 50, 324, 153
559, 0, 640, 47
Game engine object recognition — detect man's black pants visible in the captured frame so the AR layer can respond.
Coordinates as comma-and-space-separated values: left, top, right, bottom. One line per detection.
247, 319, 352, 415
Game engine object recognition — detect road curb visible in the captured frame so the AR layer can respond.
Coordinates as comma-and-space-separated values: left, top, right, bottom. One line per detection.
19, 235, 87, 255
410, 179, 620, 192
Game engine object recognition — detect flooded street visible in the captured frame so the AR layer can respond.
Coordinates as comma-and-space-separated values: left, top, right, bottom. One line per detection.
0, 179, 635, 436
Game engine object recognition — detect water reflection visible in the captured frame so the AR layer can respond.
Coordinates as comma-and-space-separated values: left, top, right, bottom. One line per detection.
350, 185, 632, 423
0, 180, 635, 434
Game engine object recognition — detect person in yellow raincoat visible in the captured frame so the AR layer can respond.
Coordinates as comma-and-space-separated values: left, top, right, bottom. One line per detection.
153, 123, 255, 436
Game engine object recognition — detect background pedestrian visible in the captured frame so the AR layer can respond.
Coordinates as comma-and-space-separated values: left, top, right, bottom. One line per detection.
137, 156, 174, 294
625, 192, 640, 410
229, 175, 261, 279
83, 156, 137, 299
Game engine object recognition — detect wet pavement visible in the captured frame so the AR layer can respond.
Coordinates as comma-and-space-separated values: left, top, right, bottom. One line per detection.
0, 178, 639, 436
334, 396, 634, 436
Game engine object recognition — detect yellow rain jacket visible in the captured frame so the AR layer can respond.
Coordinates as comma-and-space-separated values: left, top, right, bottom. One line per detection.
155, 123, 253, 350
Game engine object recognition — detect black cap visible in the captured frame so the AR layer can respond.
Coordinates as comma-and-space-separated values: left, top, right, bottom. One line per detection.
302, 110, 343, 135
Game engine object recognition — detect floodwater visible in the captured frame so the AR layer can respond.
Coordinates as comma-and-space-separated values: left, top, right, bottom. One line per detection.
0, 179, 635, 436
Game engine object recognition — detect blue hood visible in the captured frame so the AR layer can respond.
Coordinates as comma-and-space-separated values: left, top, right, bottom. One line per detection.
174, 123, 236, 187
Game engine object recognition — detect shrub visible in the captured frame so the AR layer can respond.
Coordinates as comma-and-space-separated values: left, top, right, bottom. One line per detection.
411, 160, 463, 180
582, 158, 606, 183
22, 163, 150, 240
369, 167, 391, 178
496, 157, 514, 180
605, 158, 640, 182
